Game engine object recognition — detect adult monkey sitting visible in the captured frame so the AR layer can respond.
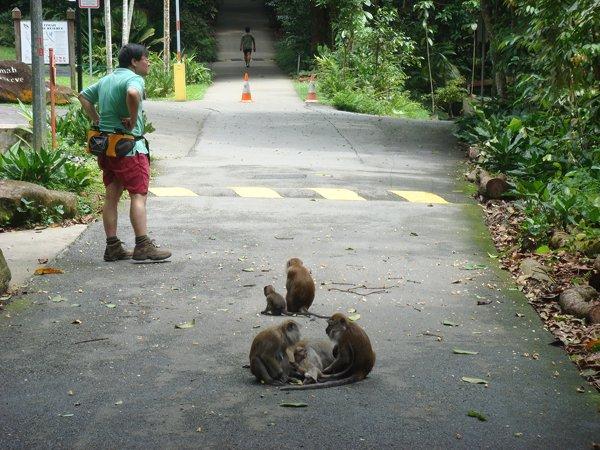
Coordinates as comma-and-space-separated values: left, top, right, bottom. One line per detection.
281, 313, 375, 390
79, 44, 171, 262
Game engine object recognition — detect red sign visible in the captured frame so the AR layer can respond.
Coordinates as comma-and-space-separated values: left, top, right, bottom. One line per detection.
79, 0, 100, 8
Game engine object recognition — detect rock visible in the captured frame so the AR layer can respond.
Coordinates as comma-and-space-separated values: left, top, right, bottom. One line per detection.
519, 258, 552, 283
559, 285, 598, 318
0, 179, 77, 226
590, 256, 600, 292
0, 248, 10, 294
549, 230, 570, 249
46, 82, 75, 105
0, 60, 73, 104
0, 60, 33, 103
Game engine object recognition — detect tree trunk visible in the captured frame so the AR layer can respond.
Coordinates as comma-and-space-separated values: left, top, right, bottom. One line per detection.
480, 0, 507, 100
125, 0, 135, 44
104, 0, 113, 73
122, 0, 128, 45
477, 169, 509, 199
310, 2, 332, 51
163, 0, 170, 71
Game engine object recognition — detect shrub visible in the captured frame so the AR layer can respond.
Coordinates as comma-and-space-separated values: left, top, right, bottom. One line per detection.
185, 52, 212, 85
56, 103, 92, 146
0, 142, 93, 194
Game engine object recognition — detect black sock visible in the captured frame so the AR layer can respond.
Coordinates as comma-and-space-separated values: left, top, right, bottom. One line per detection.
106, 236, 119, 245
135, 235, 149, 245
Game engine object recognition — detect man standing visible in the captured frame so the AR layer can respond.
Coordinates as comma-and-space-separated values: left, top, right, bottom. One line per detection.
79, 44, 171, 262
240, 27, 256, 68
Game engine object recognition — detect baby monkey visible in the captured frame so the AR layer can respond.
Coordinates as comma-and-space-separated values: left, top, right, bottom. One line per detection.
291, 340, 335, 384
281, 313, 375, 390
261, 285, 330, 319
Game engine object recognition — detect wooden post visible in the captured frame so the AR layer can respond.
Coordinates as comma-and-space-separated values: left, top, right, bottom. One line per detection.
104, 0, 113, 73
49, 48, 57, 149
12, 8, 21, 62
31, 0, 46, 151
67, 8, 76, 90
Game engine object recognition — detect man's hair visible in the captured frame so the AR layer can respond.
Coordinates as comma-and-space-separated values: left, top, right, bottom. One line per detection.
245, 27, 250, 33
118, 43, 149, 68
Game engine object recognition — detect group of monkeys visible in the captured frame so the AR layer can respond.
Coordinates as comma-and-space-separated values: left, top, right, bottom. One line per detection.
248, 258, 376, 390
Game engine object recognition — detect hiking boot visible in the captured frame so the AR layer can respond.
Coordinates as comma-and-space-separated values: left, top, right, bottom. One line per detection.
133, 239, 172, 261
104, 240, 133, 261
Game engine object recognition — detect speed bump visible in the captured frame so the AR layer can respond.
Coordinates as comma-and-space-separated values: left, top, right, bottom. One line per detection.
389, 190, 448, 204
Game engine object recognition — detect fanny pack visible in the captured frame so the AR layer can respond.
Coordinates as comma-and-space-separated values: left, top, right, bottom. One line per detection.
87, 126, 147, 158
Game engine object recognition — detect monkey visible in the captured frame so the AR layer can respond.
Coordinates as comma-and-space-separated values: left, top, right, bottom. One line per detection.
285, 258, 315, 313
292, 345, 323, 384
261, 285, 288, 316
261, 284, 330, 319
280, 313, 375, 390
249, 320, 301, 385
291, 339, 335, 384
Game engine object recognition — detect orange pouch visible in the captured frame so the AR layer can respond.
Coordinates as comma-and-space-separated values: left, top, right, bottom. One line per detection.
87, 129, 137, 157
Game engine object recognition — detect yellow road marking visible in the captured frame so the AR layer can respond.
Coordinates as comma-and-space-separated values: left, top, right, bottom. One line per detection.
389, 190, 449, 204
230, 187, 283, 198
310, 188, 366, 201
149, 187, 198, 197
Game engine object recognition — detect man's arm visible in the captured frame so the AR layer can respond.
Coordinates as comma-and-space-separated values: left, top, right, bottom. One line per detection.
252, 36, 256, 52
123, 87, 141, 131
78, 94, 99, 125
240, 36, 243, 52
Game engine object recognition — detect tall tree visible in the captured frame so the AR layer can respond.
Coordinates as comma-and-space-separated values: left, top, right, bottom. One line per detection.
105, 0, 113, 72
163, 0, 170, 70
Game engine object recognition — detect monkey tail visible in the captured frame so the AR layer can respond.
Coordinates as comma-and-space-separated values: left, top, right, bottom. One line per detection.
284, 311, 330, 320
279, 376, 360, 390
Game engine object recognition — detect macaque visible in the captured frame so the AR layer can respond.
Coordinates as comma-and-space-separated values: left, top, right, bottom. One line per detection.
291, 339, 335, 384
261, 285, 287, 316
285, 258, 315, 313
249, 320, 301, 385
281, 313, 375, 390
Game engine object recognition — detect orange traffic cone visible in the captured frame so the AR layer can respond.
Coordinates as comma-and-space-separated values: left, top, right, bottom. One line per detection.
241, 72, 252, 102
305, 75, 318, 103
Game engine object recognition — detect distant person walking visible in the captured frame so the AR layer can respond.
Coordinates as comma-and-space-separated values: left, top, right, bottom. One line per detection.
240, 27, 256, 68
78, 43, 172, 262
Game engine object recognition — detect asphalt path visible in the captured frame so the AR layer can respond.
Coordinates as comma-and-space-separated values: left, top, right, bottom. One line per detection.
1, 0, 599, 448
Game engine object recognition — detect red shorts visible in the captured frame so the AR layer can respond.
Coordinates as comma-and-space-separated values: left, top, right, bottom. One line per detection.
98, 153, 150, 195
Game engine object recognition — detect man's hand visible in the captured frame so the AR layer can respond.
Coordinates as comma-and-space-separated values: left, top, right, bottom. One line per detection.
121, 117, 134, 130
78, 94, 100, 125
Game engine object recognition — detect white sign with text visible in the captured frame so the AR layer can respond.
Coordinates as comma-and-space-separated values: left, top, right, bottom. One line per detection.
20, 21, 70, 65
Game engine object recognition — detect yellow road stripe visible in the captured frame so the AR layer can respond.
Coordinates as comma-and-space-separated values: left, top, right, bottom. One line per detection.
230, 187, 283, 198
310, 188, 366, 201
149, 187, 198, 197
389, 190, 449, 204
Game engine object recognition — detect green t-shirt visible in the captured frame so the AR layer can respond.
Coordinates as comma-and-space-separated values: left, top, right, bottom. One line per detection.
80, 68, 148, 155
241, 34, 255, 51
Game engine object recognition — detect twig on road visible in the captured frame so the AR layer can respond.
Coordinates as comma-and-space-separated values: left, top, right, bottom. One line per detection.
74, 338, 109, 345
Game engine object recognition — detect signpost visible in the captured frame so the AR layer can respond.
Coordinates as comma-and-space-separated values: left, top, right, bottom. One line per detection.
19, 21, 69, 64
78, 0, 100, 77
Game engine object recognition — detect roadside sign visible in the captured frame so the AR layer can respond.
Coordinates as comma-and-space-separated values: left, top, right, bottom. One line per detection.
79, 0, 100, 8
20, 21, 70, 64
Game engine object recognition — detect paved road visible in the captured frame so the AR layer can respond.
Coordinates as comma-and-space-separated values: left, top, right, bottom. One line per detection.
1, 0, 599, 448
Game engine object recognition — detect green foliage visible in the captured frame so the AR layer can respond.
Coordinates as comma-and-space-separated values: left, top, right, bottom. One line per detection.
56, 103, 92, 146
144, 52, 212, 98
145, 53, 174, 98
179, 9, 218, 62
434, 77, 467, 117
0, 11, 14, 47
13, 198, 66, 227
184, 53, 213, 85
0, 142, 93, 194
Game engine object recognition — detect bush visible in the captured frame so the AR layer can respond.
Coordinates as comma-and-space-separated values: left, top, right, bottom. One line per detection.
0, 142, 93, 194
332, 89, 388, 115
145, 52, 212, 98
56, 103, 92, 146
179, 9, 217, 62
185, 52, 212, 85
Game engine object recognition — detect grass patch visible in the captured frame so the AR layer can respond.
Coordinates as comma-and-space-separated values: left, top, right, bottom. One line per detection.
292, 80, 332, 105
180, 82, 210, 101
0, 45, 16, 60
54, 74, 101, 90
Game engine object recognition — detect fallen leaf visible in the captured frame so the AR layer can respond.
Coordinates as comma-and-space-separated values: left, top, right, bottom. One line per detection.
35, 267, 64, 275
105, 303, 117, 309
196, 427, 203, 433
70, 304, 81, 307
347, 308, 357, 313
51, 296, 65, 303
175, 319, 196, 329
487, 253, 498, 259
280, 402, 307, 408
68, 390, 74, 396
243, 284, 256, 288
461, 377, 488, 384
217, 308, 229, 312
515, 313, 524, 317
576, 386, 586, 393
252, 325, 261, 329
535, 245, 551, 255
59, 413, 74, 417
514, 432, 523, 438
274, 236, 294, 240
208, 236, 217, 240
115, 400, 123, 405
71, 319, 82, 325
410, 232, 418, 236
348, 313, 361, 322
467, 410, 487, 421
242, 268, 255, 272
442, 320, 459, 327
37, 258, 48, 264
345, 247, 355, 251
453, 348, 479, 355
580, 369, 597, 377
